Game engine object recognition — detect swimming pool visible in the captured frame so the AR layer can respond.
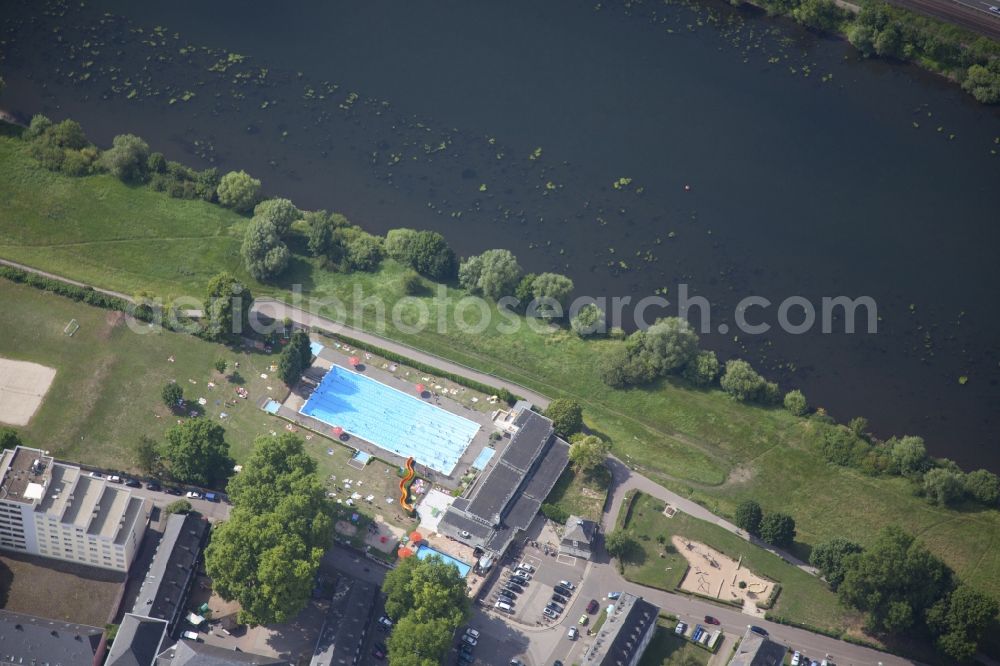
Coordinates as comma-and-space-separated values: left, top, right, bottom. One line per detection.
416, 544, 471, 577
300, 365, 480, 475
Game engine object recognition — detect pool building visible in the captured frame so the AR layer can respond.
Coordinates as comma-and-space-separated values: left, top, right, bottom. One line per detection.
300, 365, 481, 476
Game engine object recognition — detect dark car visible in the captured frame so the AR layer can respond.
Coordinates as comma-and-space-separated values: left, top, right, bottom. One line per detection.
748, 625, 768, 636
551, 593, 567, 604
498, 589, 516, 600
553, 585, 571, 597
704, 615, 720, 625
586, 599, 599, 614
371, 645, 385, 660
164, 486, 182, 496
124, 479, 141, 488
145, 481, 162, 491
505, 582, 524, 594
510, 575, 529, 586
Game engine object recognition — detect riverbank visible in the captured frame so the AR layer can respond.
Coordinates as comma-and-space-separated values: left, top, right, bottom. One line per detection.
2, 125, 1000, 612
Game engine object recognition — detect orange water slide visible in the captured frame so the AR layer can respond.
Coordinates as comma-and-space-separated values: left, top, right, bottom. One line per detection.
399, 456, 416, 511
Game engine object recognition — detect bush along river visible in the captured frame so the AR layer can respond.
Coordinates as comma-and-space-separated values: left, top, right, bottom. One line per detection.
1, 0, 999, 469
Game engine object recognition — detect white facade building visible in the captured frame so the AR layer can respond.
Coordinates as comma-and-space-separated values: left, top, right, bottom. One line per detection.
0, 446, 149, 571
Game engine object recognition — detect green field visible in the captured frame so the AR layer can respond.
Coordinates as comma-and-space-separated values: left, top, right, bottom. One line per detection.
620, 492, 861, 637
546, 464, 611, 522
2, 126, 1000, 607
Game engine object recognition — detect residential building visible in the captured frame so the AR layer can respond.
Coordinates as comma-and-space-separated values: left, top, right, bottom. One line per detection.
155, 641, 288, 665
310, 577, 377, 666
0, 446, 149, 571
131, 512, 209, 634
559, 515, 598, 560
581, 593, 658, 666
0, 608, 105, 666
728, 628, 788, 666
439, 403, 569, 558
106, 613, 169, 666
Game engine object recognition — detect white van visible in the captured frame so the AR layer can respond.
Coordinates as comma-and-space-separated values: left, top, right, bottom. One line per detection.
181, 630, 199, 641
494, 600, 513, 612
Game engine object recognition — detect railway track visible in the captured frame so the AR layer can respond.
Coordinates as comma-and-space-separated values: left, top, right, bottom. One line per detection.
885, 0, 1000, 40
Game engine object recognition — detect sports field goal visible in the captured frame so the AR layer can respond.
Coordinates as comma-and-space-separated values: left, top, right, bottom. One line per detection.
64, 319, 80, 336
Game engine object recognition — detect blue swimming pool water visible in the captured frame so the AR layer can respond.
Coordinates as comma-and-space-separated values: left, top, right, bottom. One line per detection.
300, 365, 479, 475
472, 446, 495, 470
416, 545, 471, 577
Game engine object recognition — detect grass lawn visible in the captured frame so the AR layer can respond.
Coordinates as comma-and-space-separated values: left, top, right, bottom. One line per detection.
2, 127, 1000, 607
545, 463, 611, 522
638, 619, 711, 666
620, 492, 862, 637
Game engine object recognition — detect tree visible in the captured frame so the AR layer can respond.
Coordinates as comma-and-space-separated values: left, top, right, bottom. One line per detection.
848, 416, 869, 439
205, 434, 333, 626
26, 114, 53, 140
458, 249, 522, 300
530, 273, 574, 318
0, 427, 23, 449
570, 303, 605, 337
253, 198, 300, 236
306, 211, 335, 257
164, 499, 192, 515
681, 350, 719, 386
734, 499, 763, 535
161, 418, 232, 487
926, 584, 999, 661
720, 359, 770, 402
923, 468, 965, 507
963, 469, 1000, 506
637, 318, 699, 375
783, 390, 808, 416
162, 382, 183, 408
890, 435, 928, 477
809, 537, 862, 590
337, 227, 384, 271
217, 170, 262, 212
134, 435, 160, 475
962, 63, 1000, 105
568, 435, 610, 473
242, 218, 290, 281
385, 228, 457, 280
100, 133, 150, 183
204, 272, 252, 341
214, 358, 228, 374
544, 399, 583, 436
759, 512, 796, 548
387, 616, 456, 666
401, 270, 424, 295
792, 0, 845, 32
838, 526, 953, 635
277, 330, 313, 387
605, 529, 632, 559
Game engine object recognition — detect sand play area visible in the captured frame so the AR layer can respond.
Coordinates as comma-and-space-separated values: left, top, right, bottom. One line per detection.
673, 536, 772, 615
0, 358, 56, 426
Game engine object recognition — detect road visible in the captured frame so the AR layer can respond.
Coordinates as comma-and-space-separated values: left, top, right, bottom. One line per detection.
887, 0, 1000, 39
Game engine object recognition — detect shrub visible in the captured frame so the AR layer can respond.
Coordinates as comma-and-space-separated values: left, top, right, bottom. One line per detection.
100, 133, 150, 183
682, 350, 720, 386
400, 270, 424, 295
217, 170, 262, 212
544, 399, 584, 436
541, 503, 569, 523
165, 499, 192, 515
570, 303, 605, 337
253, 198, 300, 236
783, 389, 808, 416
720, 359, 775, 403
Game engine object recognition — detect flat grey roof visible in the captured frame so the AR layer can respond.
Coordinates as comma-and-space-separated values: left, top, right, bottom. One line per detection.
518, 438, 569, 501
728, 629, 788, 666
132, 513, 208, 624
501, 410, 553, 472
466, 462, 523, 522
583, 593, 659, 666
35, 462, 78, 516
0, 446, 53, 505
311, 578, 377, 666
0, 608, 104, 665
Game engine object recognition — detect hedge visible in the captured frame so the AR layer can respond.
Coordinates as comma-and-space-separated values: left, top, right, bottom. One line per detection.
315, 329, 519, 405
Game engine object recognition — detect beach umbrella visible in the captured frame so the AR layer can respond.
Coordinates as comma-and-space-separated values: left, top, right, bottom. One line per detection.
416, 383, 426, 394
332, 426, 344, 437
349, 356, 360, 366
398, 547, 415, 558
410, 531, 423, 544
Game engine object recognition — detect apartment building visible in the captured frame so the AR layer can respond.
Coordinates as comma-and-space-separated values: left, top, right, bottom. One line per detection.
0, 445, 150, 571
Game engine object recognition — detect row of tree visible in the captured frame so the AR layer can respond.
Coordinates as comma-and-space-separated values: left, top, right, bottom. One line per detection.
733, 499, 797, 548
381, 556, 471, 666
810, 528, 998, 660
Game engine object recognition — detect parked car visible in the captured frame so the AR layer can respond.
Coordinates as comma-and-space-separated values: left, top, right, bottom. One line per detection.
181, 630, 199, 641
371, 646, 385, 660
558, 580, 575, 590
186, 491, 201, 499
510, 575, 529, 586
989, 5, 1000, 14
505, 583, 524, 594
674, 622, 686, 636
145, 481, 161, 491
748, 625, 768, 636
546, 602, 563, 613
498, 589, 516, 600
553, 585, 571, 597
567, 626, 578, 640
542, 607, 559, 619
551, 593, 567, 604
109, 475, 122, 483
517, 562, 535, 573
704, 615, 720, 625
457, 653, 474, 665
204, 492, 218, 501
586, 599, 599, 614
378, 615, 393, 629
791, 652, 802, 666
124, 478, 141, 488
461, 634, 477, 647
89, 471, 104, 478
495, 600, 513, 612
578, 614, 588, 626
458, 643, 474, 658
607, 591, 621, 600
465, 628, 480, 640
164, 486, 182, 495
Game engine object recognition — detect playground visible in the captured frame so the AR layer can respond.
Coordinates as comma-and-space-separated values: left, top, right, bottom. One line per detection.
0, 358, 56, 426
672, 536, 772, 614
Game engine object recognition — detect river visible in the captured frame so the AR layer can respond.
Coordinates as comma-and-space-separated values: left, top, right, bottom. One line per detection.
2, 0, 999, 470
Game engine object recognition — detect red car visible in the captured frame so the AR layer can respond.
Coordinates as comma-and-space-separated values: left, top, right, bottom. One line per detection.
586, 599, 599, 614
704, 615, 720, 625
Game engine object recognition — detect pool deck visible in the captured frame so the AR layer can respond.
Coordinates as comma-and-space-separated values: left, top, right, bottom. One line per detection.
275, 349, 499, 490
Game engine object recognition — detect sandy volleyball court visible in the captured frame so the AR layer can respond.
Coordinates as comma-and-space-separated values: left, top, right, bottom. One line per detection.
0, 358, 57, 426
